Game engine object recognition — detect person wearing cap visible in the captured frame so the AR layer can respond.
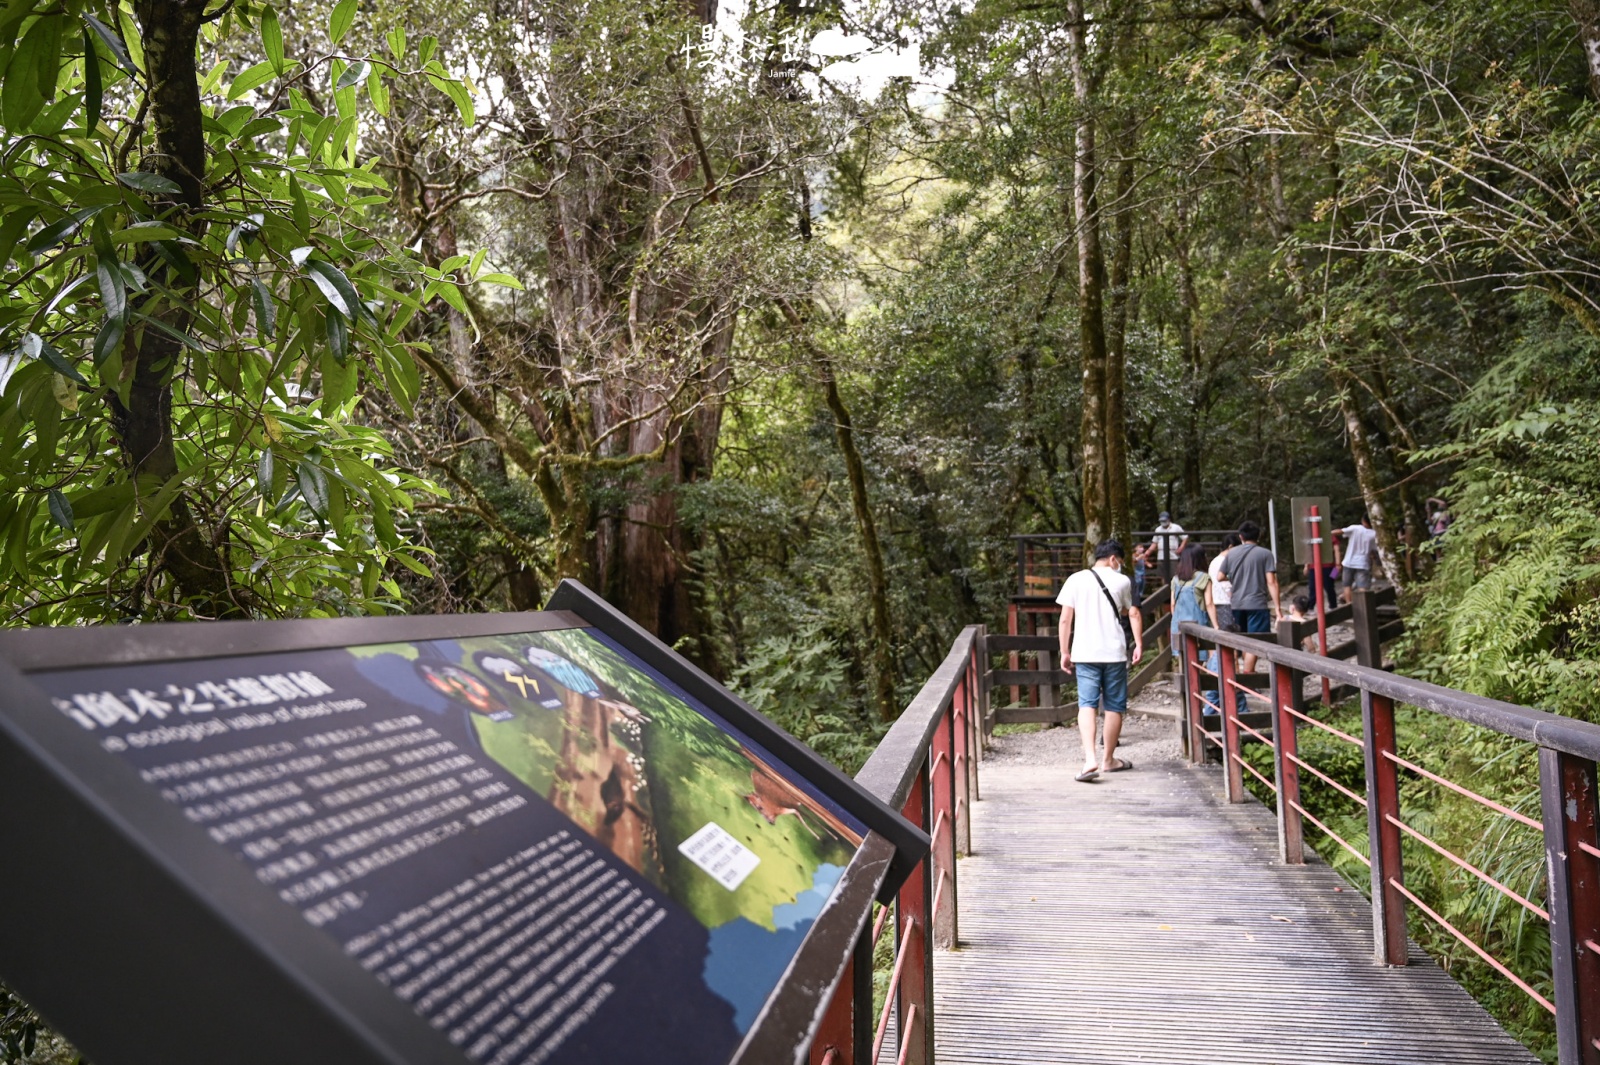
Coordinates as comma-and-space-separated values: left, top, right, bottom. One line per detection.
1056, 539, 1144, 782
1138, 512, 1189, 585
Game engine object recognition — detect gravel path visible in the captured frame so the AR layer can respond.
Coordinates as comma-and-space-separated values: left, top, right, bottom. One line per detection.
987, 672, 1186, 771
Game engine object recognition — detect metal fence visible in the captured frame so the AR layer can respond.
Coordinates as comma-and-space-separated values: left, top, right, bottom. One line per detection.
805, 625, 984, 1065
1179, 621, 1600, 1065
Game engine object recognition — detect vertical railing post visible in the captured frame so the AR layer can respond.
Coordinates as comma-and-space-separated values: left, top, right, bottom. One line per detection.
1540, 748, 1600, 1065
930, 701, 958, 950
897, 763, 933, 1065
1218, 643, 1244, 802
1362, 690, 1408, 966
1271, 663, 1304, 864
809, 942, 856, 1065
1352, 587, 1382, 669
954, 649, 972, 857
1181, 630, 1202, 765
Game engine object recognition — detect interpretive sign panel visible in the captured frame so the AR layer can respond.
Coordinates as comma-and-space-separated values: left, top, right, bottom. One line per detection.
0, 581, 923, 1065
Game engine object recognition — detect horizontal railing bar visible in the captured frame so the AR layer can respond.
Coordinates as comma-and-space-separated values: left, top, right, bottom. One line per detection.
1579, 840, 1600, 861
1235, 717, 1275, 747
1290, 799, 1371, 867
858, 627, 982, 809
1180, 621, 1600, 761
989, 669, 1072, 686
1282, 704, 1365, 748
1388, 878, 1555, 1014
1382, 750, 1543, 831
1226, 676, 1261, 700
1233, 750, 1277, 792
873, 918, 919, 1064
983, 634, 1058, 652
1384, 814, 1549, 921
893, 1004, 920, 1065
1286, 751, 1368, 807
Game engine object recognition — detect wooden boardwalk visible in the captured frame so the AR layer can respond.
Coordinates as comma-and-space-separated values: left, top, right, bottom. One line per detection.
932, 716, 1538, 1064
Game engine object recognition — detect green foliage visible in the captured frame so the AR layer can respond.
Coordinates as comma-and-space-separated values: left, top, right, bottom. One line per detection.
0, 0, 491, 622
0, 984, 79, 1064
730, 620, 883, 772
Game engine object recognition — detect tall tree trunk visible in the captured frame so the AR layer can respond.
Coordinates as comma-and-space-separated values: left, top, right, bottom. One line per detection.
118, 0, 240, 616
1067, 0, 1110, 545
1572, 0, 1600, 99
1105, 148, 1135, 548
819, 365, 897, 721
1334, 380, 1403, 587
1173, 197, 1204, 510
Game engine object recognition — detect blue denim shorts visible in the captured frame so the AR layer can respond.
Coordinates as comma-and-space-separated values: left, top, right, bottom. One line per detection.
1075, 661, 1129, 715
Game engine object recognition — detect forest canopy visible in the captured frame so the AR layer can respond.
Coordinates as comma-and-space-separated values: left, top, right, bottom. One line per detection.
2, 0, 1598, 756
6, 0, 1600, 1059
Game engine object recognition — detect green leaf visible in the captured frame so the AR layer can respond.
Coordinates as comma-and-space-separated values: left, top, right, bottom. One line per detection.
325, 307, 349, 364
261, 8, 283, 74
386, 25, 405, 61
228, 58, 277, 100
91, 315, 124, 366
418, 35, 437, 65
47, 489, 73, 532
251, 278, 277, 337
33, 336, 86, 384
305, 259, 372, 324
0, 206, 36, 267
116, 171, 183, 195
257, 448, 275, 500
334, 59, 368, 90
83, 14, 136, 77
111, 221, 186, 242
476, 271, 524, 290
25, 206, 106, 253
290, 174, 310, 235
328, 0, 358, 45
366, 65, 389, 115
297, 458, 330, 519
424, 63, 475, 125
82, 28, 102, 133
2, 17, 48, 131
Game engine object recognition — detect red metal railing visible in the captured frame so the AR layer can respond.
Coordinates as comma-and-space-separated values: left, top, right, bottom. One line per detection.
807, 626, 985, 1065
1180, 621, 1600, 1065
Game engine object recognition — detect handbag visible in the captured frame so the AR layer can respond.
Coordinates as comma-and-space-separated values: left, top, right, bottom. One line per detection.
1090, 568, 1137, 657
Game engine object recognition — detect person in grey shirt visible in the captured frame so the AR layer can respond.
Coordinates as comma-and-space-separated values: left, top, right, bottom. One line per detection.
1219, 520, 1281, 672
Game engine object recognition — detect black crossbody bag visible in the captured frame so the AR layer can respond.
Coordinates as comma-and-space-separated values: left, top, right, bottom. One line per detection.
1089, 568, 1136, 657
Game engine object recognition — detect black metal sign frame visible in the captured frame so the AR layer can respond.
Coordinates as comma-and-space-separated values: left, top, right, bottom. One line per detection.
0, 580, 927, 1065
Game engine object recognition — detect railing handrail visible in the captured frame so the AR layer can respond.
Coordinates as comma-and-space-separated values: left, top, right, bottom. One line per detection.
1179, 619, 1600, 768
858, 625, 983, 810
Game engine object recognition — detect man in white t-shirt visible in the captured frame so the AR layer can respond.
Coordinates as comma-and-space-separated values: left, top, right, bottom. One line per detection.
1338, 515, 1378, 603
1057, 540, 1144, 782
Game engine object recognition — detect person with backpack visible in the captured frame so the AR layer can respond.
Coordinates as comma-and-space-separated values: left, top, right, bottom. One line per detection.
1057, 540, 1144, 782
1169, 543, 1211, 666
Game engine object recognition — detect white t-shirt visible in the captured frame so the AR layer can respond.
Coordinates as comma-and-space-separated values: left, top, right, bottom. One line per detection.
1148, 522, 1186, 560
1207, 553, 1233, 606
1057, 566, 1134, 663
1341, 525, 1377, 570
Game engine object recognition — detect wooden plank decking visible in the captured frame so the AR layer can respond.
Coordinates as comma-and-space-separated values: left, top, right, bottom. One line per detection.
933, 714, 1539, 1064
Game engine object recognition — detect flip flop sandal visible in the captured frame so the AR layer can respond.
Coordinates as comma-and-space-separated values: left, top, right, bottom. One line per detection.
1074, 768, 1099, 782
1104, 758, 1134, 772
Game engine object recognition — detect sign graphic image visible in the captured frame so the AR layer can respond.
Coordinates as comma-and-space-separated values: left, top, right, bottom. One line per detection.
26, 623, 865, 1065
